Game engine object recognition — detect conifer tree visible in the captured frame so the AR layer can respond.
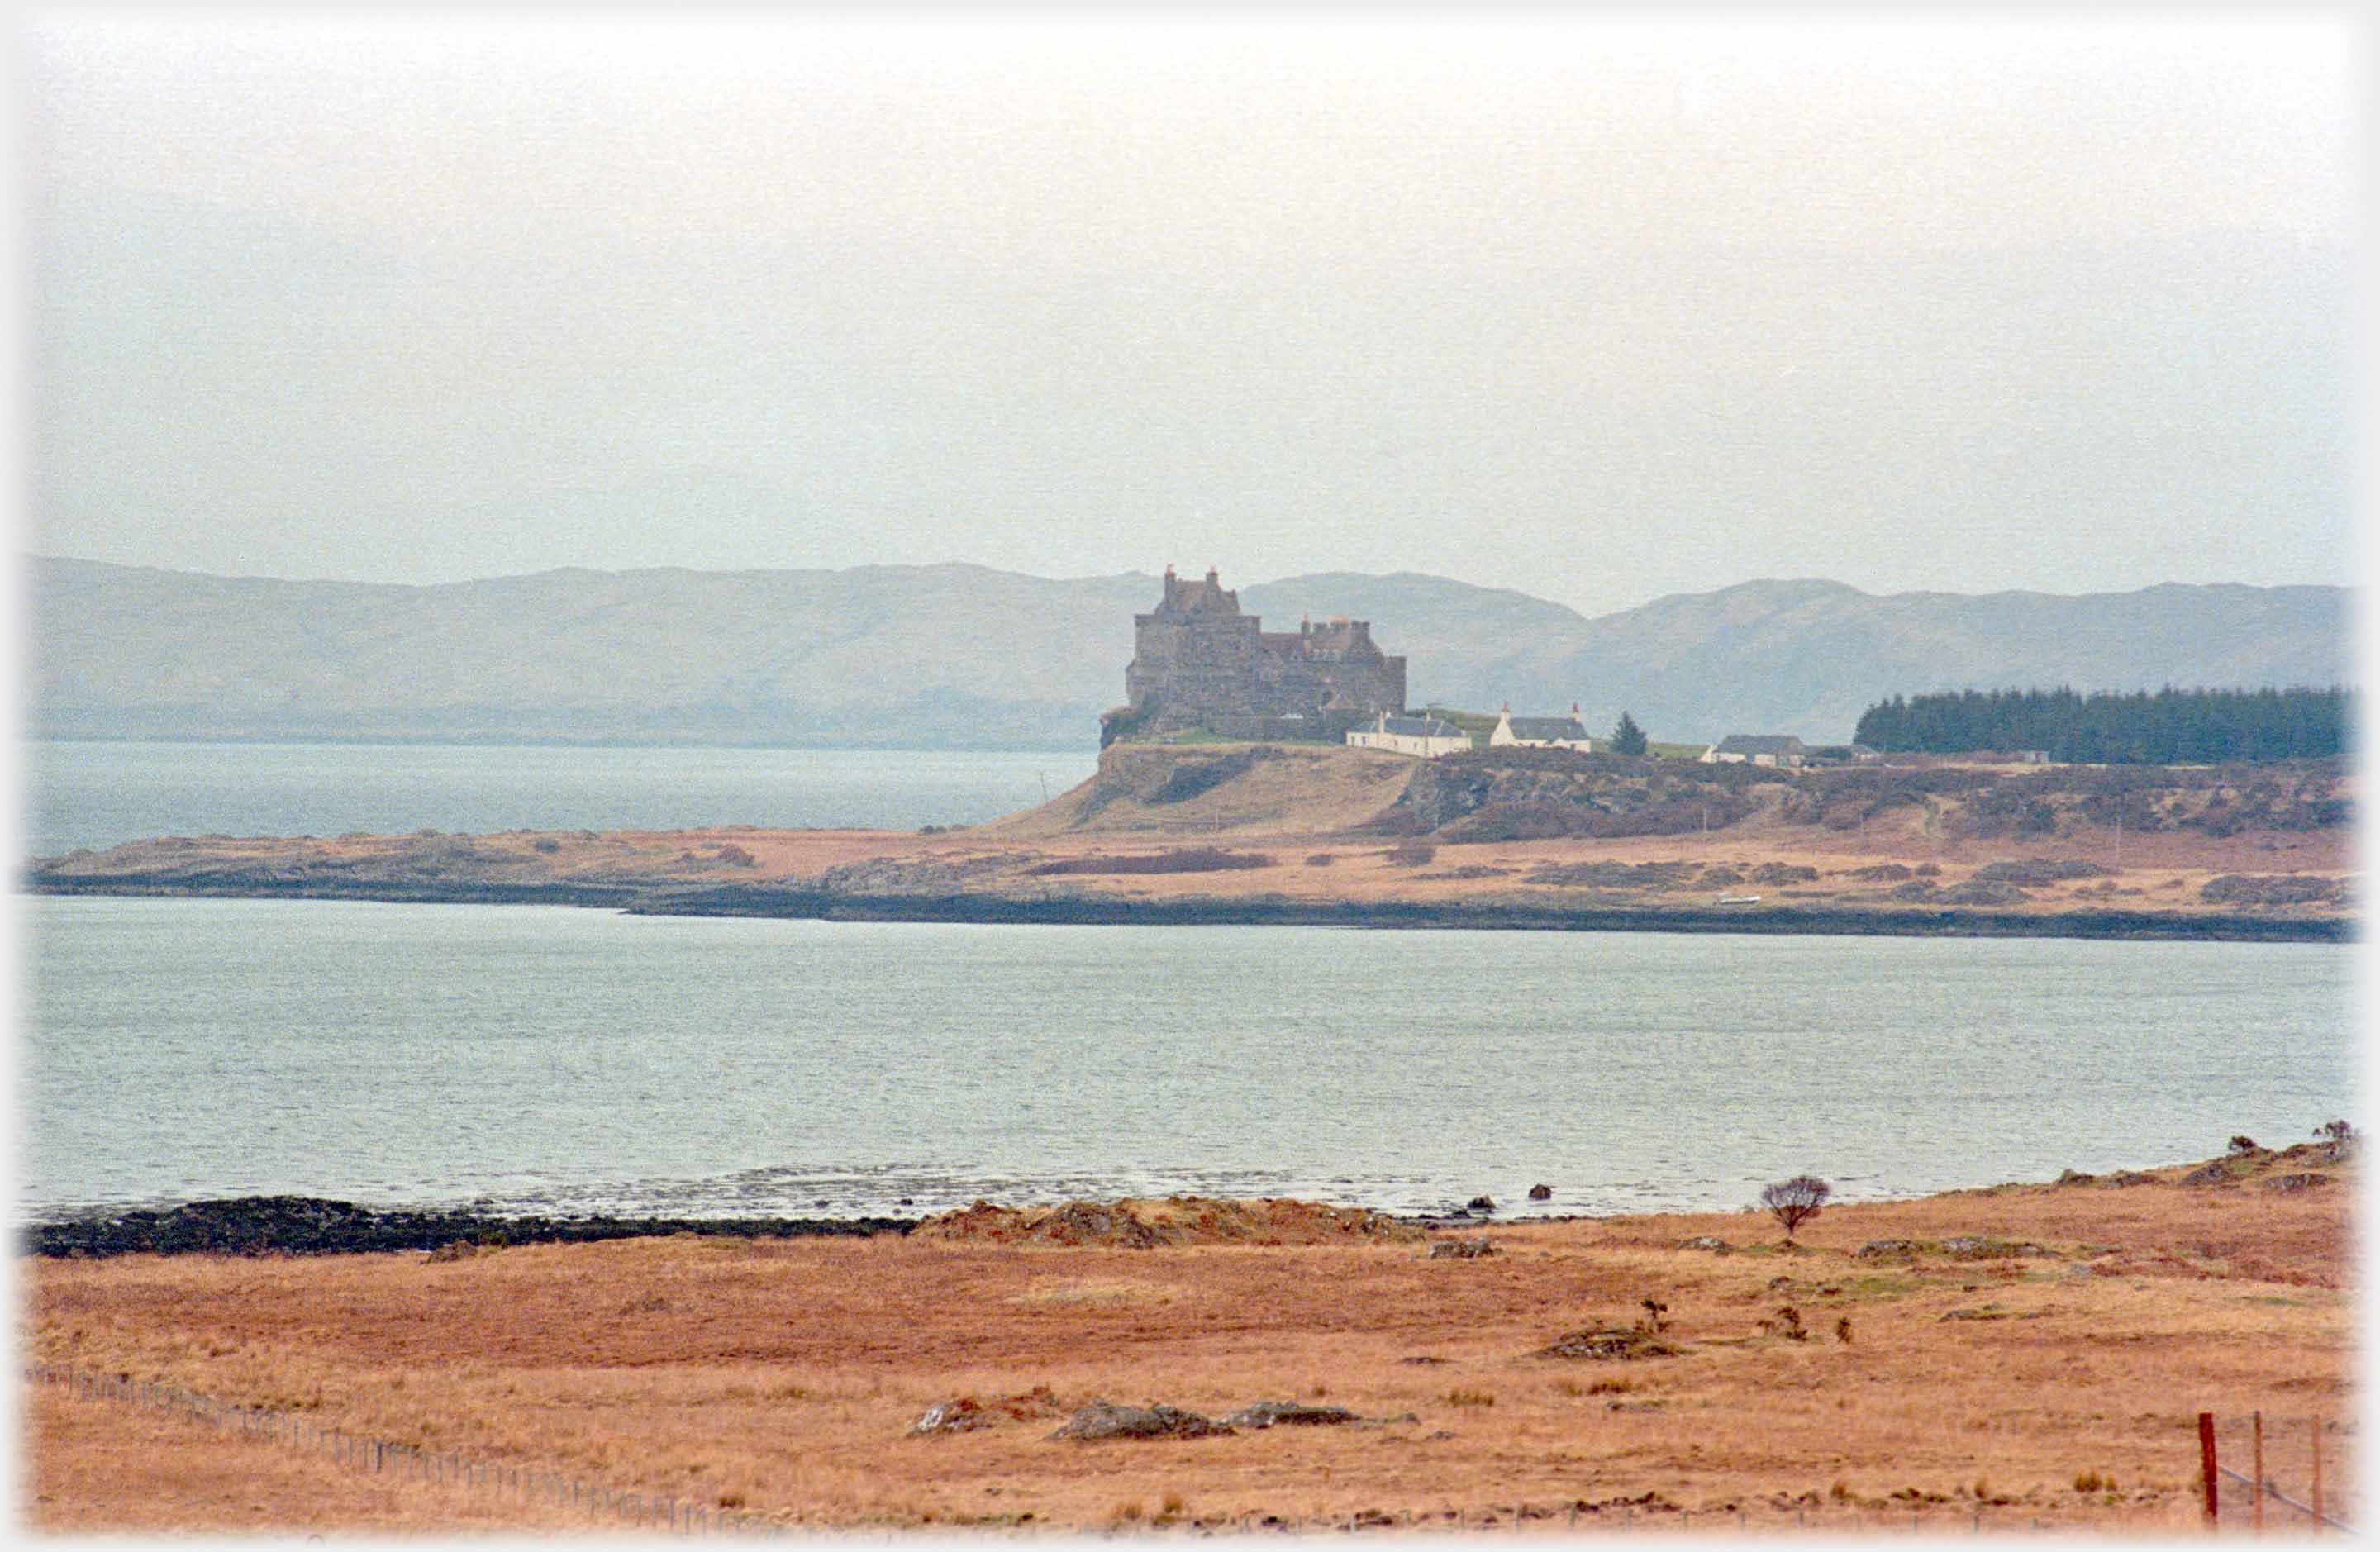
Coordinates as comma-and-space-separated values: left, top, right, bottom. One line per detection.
1850, 685, 2349, 764
1611, 711, 1649, 756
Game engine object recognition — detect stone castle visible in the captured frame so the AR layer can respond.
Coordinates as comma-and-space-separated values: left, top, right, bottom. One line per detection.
1099, 565, 1408, 746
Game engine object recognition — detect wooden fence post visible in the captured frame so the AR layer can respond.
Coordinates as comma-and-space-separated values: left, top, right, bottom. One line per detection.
2254, 1411, 2266, 1533
2311, 1414, 2323, 1530
2199, 1412, 2220, 1526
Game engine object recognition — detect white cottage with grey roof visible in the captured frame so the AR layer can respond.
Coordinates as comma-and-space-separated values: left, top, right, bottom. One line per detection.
1489, 704, 1594, 752
1347, 712, 1471, 759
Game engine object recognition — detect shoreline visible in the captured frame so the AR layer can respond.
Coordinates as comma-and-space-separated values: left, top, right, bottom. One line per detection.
25, 875, 2350, 943
21, 1196, 914, 1260
21, 1133, 2333, 1257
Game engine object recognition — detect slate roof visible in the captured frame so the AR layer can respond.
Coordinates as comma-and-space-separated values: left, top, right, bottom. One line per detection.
1507, 716, 1590, 742
1381, 716, 1465, 740
1711, 734, 1810, 755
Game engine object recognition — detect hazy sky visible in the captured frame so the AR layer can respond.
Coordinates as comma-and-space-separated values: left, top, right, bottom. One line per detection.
22, 11, 2362, 617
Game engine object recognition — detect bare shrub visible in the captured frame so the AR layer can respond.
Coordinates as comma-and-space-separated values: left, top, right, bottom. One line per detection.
1526, 860, 1701, 890
1972, 859, 2108, 885
2202, 874, 2344, 907
1027, 848, 1273, 876
1759, 1176, 1832, 1242
1440, 802, 1584, 843
1935, 880, 2030, 907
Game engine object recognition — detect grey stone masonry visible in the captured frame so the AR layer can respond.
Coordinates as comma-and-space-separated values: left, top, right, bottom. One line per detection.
1102, 565, 1407, 745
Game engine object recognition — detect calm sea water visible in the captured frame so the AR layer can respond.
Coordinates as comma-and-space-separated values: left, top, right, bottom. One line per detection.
23, 739, 1102, 858
22, 895, 2356, 1224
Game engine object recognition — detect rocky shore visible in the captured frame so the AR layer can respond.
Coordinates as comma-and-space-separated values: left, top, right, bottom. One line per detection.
639, 884, 2348, 941
26, 871, 2347, 942
23, 1195, 916, 1259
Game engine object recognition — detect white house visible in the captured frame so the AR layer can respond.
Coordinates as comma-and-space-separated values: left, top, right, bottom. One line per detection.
1488, 704, 1594, 752
1348, 712, 1471, 759
1700, 734, 1812, 768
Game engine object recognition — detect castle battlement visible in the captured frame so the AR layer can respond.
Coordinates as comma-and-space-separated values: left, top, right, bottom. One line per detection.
1102, 566, 1407, 745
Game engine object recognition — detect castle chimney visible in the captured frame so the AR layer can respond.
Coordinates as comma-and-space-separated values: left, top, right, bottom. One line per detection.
1206, 565, 1220, 583
1572, 702, 1582, 716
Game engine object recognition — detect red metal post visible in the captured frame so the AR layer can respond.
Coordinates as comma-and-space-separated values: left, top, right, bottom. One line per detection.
2200, 1412, 2221, 1526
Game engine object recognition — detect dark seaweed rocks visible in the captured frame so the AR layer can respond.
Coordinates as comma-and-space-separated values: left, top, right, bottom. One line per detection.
25, 1195, 912, 1259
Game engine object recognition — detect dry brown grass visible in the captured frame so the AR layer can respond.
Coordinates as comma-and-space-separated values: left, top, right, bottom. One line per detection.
21, 1153, 2356, 1535
21, 1381, 612, 1533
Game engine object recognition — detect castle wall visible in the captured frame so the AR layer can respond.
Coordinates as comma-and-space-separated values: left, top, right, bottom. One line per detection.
1107, 569, 1407, 744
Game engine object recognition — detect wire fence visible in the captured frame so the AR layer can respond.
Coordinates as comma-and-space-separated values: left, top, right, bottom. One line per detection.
26, 1362, 778, 1536
26, 1363, 2360, 1537
2206, 1409, 2357, 1535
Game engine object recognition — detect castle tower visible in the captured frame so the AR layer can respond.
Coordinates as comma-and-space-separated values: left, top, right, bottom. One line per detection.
1103, 564, 1408, 746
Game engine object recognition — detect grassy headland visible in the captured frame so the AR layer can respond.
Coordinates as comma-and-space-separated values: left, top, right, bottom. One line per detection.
27, 745, 2355, 941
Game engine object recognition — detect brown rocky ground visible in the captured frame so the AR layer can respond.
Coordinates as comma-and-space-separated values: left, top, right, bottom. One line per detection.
914, 1197, 1426, 1249
21, 1146, 2357, 1535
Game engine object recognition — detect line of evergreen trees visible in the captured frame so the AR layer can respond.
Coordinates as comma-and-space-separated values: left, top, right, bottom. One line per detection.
1853, 686, 2354, 764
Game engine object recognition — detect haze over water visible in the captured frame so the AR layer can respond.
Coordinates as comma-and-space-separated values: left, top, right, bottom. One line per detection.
28, 740, 1101, 858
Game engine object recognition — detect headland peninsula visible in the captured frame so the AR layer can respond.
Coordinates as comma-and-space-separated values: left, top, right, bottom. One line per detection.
22, 1136, 2355, 1534
27, 743, 2355, 943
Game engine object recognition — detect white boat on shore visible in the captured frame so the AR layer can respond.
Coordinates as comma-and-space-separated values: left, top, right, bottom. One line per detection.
1716, 893, 1762, 906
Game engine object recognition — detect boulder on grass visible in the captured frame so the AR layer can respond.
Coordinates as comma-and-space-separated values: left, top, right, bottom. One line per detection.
1534, 1328, 1683, 1362
909, 1398, 991, 1435
1049, 1401, 1232, 1442
1219, 1400, 1359, 1430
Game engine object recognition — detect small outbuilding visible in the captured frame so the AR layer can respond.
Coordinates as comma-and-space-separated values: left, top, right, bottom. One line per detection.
1700, 734, 1813, 769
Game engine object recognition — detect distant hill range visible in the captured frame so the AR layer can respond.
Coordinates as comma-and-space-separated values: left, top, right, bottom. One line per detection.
26, 557, 2354, 750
